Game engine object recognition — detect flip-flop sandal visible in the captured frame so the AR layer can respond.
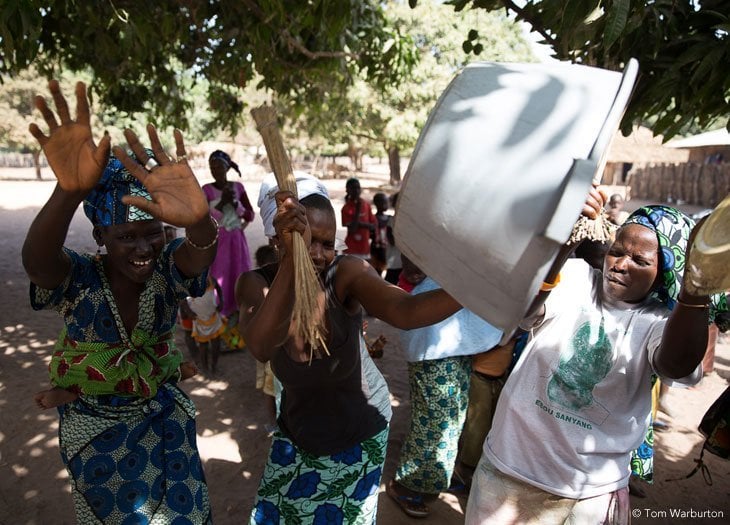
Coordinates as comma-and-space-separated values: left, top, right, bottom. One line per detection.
386, 482, 430, 518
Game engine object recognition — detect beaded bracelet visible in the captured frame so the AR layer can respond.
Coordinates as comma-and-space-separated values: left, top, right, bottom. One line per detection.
540, 272, 562, 292
186, 217, 219, 250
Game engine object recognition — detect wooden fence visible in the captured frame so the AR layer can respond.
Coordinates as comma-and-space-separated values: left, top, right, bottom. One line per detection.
627, 163, 730, 208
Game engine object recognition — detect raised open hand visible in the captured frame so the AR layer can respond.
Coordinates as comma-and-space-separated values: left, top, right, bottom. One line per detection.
28, 80, 111, 195
113, 125, 209, 227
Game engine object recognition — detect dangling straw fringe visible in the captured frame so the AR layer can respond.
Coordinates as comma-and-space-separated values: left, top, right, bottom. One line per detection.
567, 208, 617, 246
251, 105, 328, 361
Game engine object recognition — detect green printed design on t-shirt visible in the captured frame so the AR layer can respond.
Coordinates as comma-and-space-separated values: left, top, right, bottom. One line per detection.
547, 318, 612, 410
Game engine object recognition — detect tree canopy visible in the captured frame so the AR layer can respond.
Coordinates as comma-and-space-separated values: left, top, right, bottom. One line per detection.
284, 1, 534, 182
436, 0, 730, 139
1, 1, 415, 135
2, 0, 727, 144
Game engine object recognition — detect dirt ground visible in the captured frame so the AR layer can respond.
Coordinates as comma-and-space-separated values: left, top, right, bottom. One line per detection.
0, 167, 728, 524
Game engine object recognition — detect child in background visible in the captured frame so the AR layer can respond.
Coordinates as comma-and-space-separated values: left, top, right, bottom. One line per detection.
35, 361, 199, 409
370, 192, 390, 276
178, 299, 200, 365
253, 244, 279, 429
341, 177, 375, 259
187, 275, 225, 375
397, 253, 424, 293
384, 192, 403, 285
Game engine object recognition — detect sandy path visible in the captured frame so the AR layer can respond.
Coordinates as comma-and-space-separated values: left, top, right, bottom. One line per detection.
0, 170, 728, 524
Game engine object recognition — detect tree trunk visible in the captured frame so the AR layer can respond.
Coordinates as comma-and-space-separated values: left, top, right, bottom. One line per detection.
388, 145, 401, 186
33, 150, 41, 180
347, 142, 363, 171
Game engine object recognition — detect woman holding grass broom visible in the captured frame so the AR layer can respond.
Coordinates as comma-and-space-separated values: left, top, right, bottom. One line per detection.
236, 181, 461, 525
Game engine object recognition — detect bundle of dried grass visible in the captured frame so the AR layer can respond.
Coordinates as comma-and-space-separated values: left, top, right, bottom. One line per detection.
251, 105, 328, 361
566, 209, 617, 246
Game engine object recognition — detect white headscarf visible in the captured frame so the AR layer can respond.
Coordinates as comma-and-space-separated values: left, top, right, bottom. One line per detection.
257, 171, 330, 237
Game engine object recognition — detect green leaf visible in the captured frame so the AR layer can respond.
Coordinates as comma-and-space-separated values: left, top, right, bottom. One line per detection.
462, 40, 472, 53
344, 502, 361, 522
408, 0, 418, 8
604, 0, 630, 49
468, 29, 479, 41
258, 470, 296, 498
279, 501, 302, 525
361, 439, 384, 465
691, 47, 725, 86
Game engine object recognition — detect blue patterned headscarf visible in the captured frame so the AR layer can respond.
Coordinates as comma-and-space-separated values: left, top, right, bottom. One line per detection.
623, 205, 728, 324
83, 154, 154, 227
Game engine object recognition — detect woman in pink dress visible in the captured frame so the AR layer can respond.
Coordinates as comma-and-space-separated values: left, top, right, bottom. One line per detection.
202, 150, 255, 319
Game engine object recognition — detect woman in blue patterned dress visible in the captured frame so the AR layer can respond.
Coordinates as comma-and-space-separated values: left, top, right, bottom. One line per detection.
23, 79, 218, 524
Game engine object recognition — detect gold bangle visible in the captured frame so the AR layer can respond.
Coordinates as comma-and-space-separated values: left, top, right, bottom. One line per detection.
186, 217, 219, 250
676, 298, 709, 309
540, 272, 562, 292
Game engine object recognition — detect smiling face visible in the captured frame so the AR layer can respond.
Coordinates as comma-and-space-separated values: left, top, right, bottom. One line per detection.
602, 224, 661, 303
305, 207, 337, 275
96, 220, 165, 284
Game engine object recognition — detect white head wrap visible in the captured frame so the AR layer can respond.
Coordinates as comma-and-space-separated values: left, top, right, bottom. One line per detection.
257, 171, 330, 238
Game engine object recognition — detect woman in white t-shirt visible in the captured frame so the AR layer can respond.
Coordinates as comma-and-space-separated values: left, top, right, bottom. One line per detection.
466, 203, 728, 525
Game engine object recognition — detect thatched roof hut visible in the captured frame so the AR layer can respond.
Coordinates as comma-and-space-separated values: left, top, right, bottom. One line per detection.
607, 126, 689, 164
665, 128, 730, 163
602, 126, 689, 185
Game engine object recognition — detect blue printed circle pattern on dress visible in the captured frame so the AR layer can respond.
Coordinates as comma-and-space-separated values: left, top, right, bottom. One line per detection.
118, 447, 149, 480
68, 454, 84, 478
125, 420, 149, 450
83, 454, 116, 485
75, 296, 96, 328
167, 482, 194, 514
117, 479, 150, 513
93, 423, 127, 453
185, 418, 197, 448
195, 486, 205, 511
85, 486, 115, 519
166, 450, 191, 481
189, 452, 204, 481
163, 420, 185, 450
150, 442, 165, 469
151, 474, 165, 500
93, 305, 118, 340
121, 512, 150, 525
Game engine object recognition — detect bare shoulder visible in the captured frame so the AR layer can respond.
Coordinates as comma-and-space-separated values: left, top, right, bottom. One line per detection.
334, 255, 376, 283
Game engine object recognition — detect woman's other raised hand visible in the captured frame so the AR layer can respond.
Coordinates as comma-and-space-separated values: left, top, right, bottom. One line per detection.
113, 125, 209, 227
28, 80, 111, 196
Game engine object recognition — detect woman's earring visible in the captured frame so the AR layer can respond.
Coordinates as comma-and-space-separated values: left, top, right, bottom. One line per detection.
95, 246, 102, 261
